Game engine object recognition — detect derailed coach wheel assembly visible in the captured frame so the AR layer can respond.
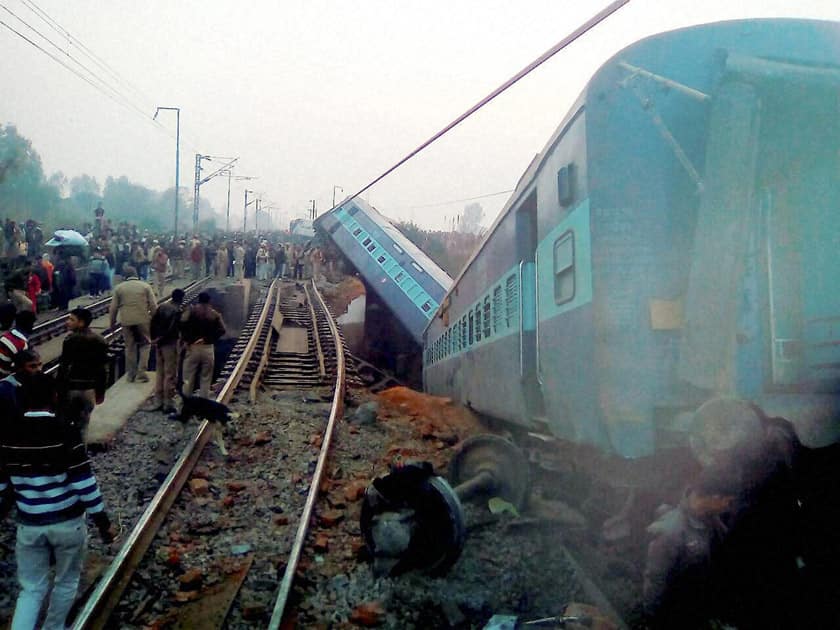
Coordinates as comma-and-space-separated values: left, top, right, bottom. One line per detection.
360, 435, 529, 576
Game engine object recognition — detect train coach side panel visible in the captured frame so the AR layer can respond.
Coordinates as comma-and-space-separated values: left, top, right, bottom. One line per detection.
424, 197, 532, 424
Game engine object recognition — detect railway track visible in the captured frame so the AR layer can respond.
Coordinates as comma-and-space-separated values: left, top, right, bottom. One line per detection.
29, 273, 179, 347
70, 278, 346, 629
40, 277, 211, 378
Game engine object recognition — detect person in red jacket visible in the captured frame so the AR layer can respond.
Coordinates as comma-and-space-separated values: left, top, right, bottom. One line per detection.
26, 266, 41, 315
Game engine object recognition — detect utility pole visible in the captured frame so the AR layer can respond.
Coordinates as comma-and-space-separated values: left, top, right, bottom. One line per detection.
153, 106, 180, 237
309, 199, 316, 221
244, 189, 256, 232
332, 185, 343, 209
193, 154, 238, 234
223, 171, 257, 233
255, 198, 261, 237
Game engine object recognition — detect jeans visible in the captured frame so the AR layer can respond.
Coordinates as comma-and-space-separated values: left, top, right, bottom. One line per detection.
13, 515, 87, 630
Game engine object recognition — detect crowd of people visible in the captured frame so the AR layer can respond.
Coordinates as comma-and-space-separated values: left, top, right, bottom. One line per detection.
3, 204, 341, 322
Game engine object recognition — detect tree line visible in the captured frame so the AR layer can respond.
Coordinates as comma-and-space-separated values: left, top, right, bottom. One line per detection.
0, 124, 217, 233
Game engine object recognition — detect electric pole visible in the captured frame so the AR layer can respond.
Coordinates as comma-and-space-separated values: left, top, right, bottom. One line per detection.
309, 199, 316, 221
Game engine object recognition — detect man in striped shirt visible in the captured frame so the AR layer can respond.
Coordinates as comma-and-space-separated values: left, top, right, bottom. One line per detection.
0, 310, 35, 378
0, 373, 115, 630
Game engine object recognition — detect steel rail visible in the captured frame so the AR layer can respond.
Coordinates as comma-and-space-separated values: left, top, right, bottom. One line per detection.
30, 273, 178, 344
268, 279, 346, 629
72, 279, 279, 630
303, 283, 326, 380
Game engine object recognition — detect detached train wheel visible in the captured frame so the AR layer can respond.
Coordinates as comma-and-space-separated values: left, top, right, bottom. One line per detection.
448, 434, 530, 512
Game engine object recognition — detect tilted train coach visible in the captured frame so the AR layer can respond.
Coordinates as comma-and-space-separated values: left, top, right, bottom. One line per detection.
422, 18, 840, 499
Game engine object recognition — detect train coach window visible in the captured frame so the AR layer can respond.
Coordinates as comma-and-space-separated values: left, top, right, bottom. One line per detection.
493, 286, 503, 332
377, 255, 386, 264
554, 231, 575, 304
468, 311, 474, 345
362, 237, 372, 247
395, 271, 405, 283
474, 305, 482, 342
421, 300, 433, 313
353, 228, 363, 237
505, 275, 519, 328
557, 163, 576, 207
367, 243, 377, 252
483, 297, 491, 338
461, 317, 467, 349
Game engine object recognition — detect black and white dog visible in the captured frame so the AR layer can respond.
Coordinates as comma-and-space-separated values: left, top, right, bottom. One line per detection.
171, 391, 238, 455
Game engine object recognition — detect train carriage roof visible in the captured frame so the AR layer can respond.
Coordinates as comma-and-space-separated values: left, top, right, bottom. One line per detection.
423, 17, 840, 336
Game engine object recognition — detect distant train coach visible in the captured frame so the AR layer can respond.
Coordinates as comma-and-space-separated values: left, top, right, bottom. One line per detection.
315, 197, 452, 345
422, 18, 840, 476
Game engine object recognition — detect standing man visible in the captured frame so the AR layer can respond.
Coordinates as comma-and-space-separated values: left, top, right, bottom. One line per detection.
58, 307, 109, 439
0, 372, 115, 630
274, 242, 287, 279
233, 242, 245, 281
151, 245, 169, 298
189, 239, 204, 280
109, 265, 156, 383
147, 288, 184, 414
0, 310, 35, 378
179, 291, 225, 400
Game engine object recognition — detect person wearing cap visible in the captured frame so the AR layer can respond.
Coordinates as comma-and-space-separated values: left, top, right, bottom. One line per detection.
169, 240, 186, 279
151, 245, 169, 298
179, 291, 225, 400
109, 266, 156, 383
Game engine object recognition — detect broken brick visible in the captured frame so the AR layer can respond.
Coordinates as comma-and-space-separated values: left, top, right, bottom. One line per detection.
318, 509, 344, 528
313, 534, 329, 551
350, 601, 385, 626
343, 480, 368, 503
189, 479, 209, 496
241, 601, 267, 620
222, 495, 235, 508
226, 481, 248, 493
179, 568, 203, 591
174, 590, 200, 603
273, 515, 289, 526
253, 431, 272, 445
191, 466, 210, 480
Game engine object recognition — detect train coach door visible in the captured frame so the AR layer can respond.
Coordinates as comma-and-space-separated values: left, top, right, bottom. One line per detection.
515, 192, 545, 418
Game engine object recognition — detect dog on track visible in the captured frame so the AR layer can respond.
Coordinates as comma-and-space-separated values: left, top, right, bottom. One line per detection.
169, 391, 238, 455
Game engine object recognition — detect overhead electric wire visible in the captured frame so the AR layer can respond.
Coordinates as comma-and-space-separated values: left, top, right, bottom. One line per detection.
21, 0, 156, 109
407, 189, 514, 210
1, 1, 197, 151
339, 0, 630, 212
0, 2, 156, 126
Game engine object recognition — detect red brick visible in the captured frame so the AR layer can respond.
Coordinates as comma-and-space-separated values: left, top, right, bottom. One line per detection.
318, 509, 344, 528
189, 479, 209, 496
350, 601, 385, 626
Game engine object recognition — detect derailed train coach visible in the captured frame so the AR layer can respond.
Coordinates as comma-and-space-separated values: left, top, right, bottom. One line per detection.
423, 19, 840, 486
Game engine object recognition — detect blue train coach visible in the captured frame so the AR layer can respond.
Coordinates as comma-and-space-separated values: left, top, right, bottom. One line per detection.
423, 18, 840, 479
315, 197, 452, 345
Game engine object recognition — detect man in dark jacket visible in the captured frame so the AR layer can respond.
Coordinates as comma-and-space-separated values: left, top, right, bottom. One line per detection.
147, 288, 184, 413
179, 291, 225, 400
58, 307, 109, 439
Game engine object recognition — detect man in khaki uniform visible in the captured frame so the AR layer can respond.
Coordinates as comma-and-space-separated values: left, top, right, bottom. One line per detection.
109, 266, 156, 383
179, 291, 225, 399
147, 288, 184, 413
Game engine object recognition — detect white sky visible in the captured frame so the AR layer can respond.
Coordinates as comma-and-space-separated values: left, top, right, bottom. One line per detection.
1, 0, 838, 232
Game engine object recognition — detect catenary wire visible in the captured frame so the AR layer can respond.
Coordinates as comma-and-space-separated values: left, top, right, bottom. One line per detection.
339, 0, 630, 212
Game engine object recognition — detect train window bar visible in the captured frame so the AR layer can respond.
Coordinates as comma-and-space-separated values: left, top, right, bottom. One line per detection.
411, 262, 425, 274
392, 243, 404, 254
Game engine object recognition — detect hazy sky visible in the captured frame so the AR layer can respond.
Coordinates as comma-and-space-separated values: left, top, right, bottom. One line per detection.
2, 0, 838, 232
